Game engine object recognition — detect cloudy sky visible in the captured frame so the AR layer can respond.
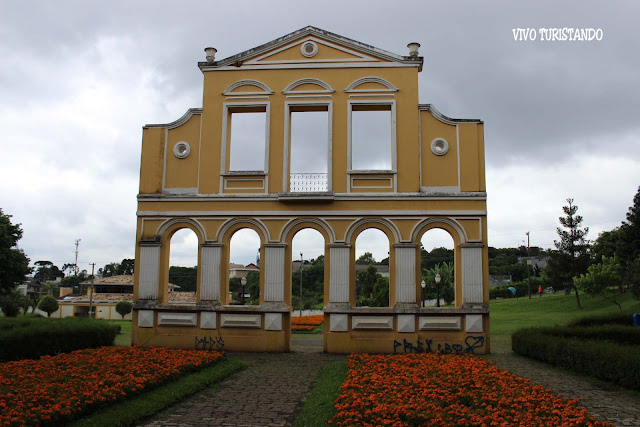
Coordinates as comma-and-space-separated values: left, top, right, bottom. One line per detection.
2, 0, 639, 271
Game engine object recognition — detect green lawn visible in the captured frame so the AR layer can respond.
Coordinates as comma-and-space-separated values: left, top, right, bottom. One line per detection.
294, 361, 347, 427
489, 291, 640, 352
112, 320, 132, 346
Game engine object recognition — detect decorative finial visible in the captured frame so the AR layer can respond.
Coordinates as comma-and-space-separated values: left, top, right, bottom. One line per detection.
407, 42, 420, 58
204, 47, 217, 62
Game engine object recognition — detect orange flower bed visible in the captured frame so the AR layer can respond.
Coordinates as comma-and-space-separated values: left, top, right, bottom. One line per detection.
0, 346, 223, 426
331, 353, 611, 427
291, 314, 324, 326
291, 324, 316, 331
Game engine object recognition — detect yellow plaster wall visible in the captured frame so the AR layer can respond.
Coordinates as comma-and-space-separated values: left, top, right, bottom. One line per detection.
198, 66, 419, 196
458, 123, 482, 192
164, 115, 201, 189
139, 128, 165, 194
420, 113, 459, 188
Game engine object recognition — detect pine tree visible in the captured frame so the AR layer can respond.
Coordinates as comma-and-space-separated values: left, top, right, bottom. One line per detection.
619, 186, 640, 298
545, 198, 590, 308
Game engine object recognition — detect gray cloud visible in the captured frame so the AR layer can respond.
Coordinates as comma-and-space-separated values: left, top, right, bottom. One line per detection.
2, 0, 638, 272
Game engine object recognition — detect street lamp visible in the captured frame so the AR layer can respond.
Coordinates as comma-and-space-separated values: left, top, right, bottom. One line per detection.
420, 280, 426, 307
241, 276, 247, 305
435, 273, 441, 307
299, 252, 303, 317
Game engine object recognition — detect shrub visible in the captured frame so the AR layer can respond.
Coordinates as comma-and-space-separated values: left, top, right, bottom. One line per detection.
115, 301, 133, 319
512, 327, 640, 390
37, 295, 59, 317
568, 311, 634, 327
0, 290, 28, 317
0, 317, 119, 362
528, 324, 640, 346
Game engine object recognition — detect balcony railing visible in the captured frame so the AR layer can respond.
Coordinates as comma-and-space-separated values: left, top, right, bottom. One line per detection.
290, 173, 328, 192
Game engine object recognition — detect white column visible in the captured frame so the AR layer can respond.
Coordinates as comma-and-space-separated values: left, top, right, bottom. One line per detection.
264, 245, 285, 302
200, 244, 222, 301
329, 244, 350, 303
395, 244, 417, 304
461, 245, 484, 304
139, 244, 160, 300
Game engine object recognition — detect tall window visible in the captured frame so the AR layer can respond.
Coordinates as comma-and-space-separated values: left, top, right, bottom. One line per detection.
168, 228, 198, 303
229, 229, 261, 305
354, 228, 390, 307
420, 229, 455, 307
350, 104, 393, 171
286, 103, 331, 192
225, 105, 268, 172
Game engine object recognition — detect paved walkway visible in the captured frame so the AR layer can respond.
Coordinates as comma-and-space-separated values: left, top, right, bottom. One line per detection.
142, 337, 343, 427
142, 338, 639, 427
485, 350, 640, 426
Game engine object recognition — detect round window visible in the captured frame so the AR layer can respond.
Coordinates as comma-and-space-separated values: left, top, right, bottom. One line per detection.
301, 41, 318, 58
431, 138, 449, 156
173, 141, 191, 159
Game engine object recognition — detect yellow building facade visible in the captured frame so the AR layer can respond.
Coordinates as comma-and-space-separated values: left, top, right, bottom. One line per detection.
132, 27, 489, 354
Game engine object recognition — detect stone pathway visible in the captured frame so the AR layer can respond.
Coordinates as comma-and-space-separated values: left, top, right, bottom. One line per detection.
142, 337, 639, 427
486, 351, 640, 426
141, 338, 344, 427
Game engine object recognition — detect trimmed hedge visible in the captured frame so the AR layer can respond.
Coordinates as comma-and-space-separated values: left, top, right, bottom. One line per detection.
523, 325, 640, 346
568, 311, 635, 327
0, 317, 119, 362
512, 327, 640, 390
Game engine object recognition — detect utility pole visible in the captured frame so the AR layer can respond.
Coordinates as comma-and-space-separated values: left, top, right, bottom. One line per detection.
74, 239, 81, 276
526, 232, 531, 300
299, 252, 303, 317
88, 263, 95, 319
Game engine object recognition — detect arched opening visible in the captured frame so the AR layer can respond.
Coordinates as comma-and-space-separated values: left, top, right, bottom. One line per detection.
355, 228, 390, 307
420, 228, 455, 307
168, 228, 198, 303
291, 228, 325, 317
229, 228, 261, 305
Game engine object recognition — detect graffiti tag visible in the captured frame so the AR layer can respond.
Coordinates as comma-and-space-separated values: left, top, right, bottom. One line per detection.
195, 336, 225, 351
393, 336, 484, 355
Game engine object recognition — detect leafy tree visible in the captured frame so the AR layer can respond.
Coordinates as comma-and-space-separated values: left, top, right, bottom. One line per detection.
38, 295, 59, 317
101, 262, 120, 278
619, 186, 640, 298
0, 209, 31, 295
246, 270, 260, 303
356, 265, 379, 301
591, 228, 622, 262
423, 262, 455, 306
62, 263, 79, 277
372, 276, 389, 307
545, 198, 590, 308
626, 257, 640, 300
118, 259, 135, 275
33, 261, 64, 282
573, 256, 623, 311
292, 258, 325, 308
0, 289, 29, 317
115, 301, 133, 319
169, 266, 197, 292
421, 247, 454, 272
356, 252, 376, 265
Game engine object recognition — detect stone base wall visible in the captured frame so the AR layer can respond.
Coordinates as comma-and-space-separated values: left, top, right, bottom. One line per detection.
131, 304, 489, 354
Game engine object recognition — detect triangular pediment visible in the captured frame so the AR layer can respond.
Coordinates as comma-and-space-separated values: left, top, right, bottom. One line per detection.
246, 36, 383, 65
202, 26, 423, 71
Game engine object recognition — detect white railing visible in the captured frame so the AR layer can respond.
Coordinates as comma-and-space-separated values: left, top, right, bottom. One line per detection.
290, 173, 328, 192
